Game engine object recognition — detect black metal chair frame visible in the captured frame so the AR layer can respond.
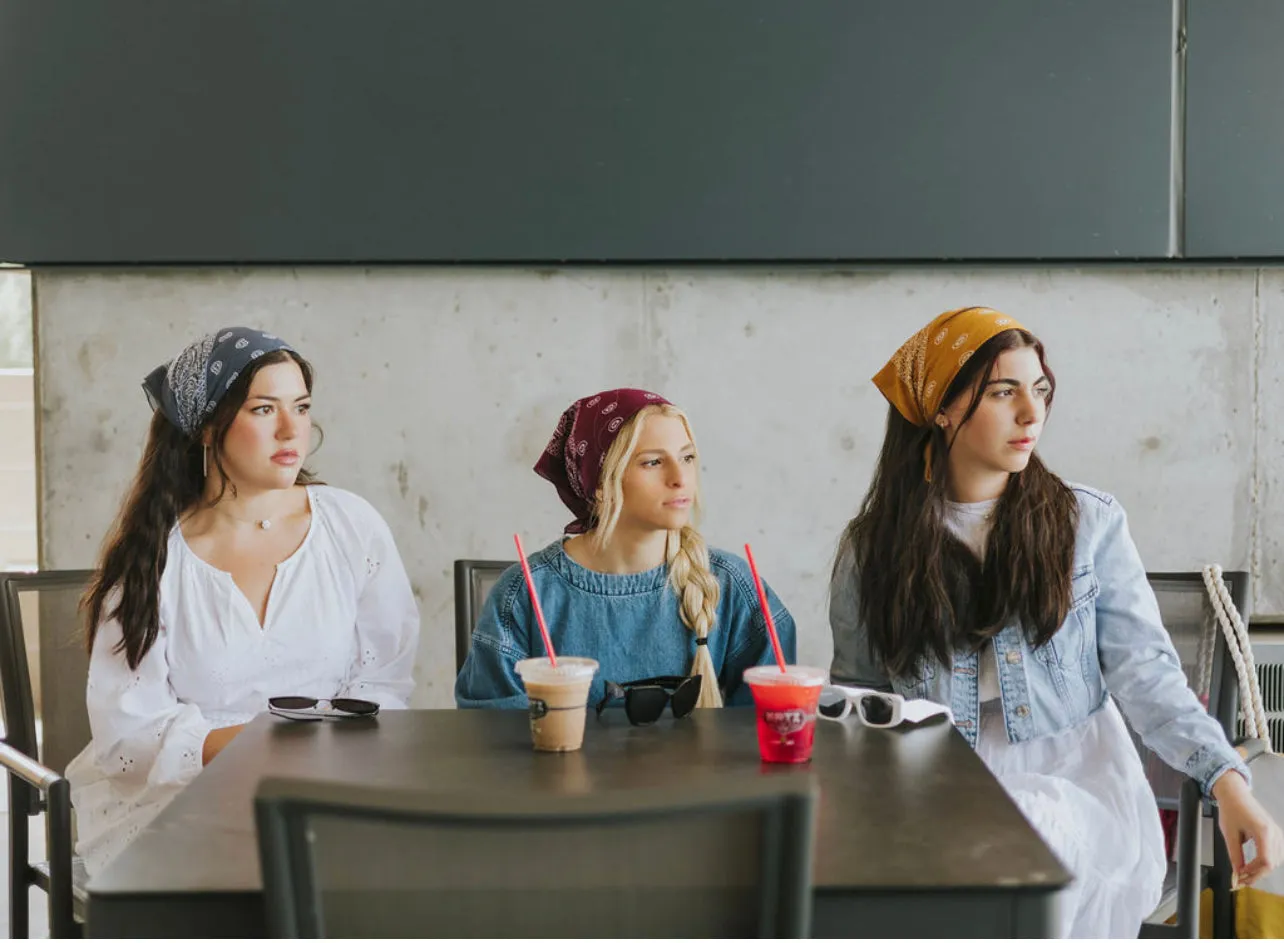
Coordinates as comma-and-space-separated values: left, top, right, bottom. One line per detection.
452, 559, 513, 672
1139, 570, 1246, 940
0, 569, 95, 939
256, 775, 816, 938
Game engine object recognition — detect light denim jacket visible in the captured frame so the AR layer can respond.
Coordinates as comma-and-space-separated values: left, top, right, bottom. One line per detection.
456, 539, 797, 710
830, 483, 1249, 795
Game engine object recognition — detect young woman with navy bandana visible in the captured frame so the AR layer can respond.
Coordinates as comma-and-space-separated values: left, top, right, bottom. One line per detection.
67, 329, 419, 876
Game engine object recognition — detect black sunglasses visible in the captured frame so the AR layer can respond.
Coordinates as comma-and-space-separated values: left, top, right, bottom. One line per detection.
595, 675, 701, 726
268, 696, 380, 721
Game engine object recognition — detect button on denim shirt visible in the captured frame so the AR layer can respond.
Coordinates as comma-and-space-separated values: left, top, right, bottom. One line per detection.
456, 540, 797, 710
830, 484, 1249, 795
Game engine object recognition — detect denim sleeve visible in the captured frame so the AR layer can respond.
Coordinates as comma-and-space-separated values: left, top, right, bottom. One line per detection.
723, 578, 797, 707
453, 573, 531, 710
828, 543, 894, 691
1092, 497, 1250, 795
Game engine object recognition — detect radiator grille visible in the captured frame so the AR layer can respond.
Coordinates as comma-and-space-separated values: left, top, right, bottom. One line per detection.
1260, 662, 1284, 713
1234, 641, 1284, 748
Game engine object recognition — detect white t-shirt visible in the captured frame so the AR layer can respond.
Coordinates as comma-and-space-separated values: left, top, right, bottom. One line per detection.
943, 497, 1000, 701
66, 485, 420, 876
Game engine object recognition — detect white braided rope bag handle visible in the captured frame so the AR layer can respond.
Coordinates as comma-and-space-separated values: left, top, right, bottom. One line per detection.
1203, 564, 1272, 751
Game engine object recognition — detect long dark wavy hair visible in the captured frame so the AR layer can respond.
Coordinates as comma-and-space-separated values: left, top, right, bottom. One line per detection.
835, 328, 1079, 680
83, 349, 320, 670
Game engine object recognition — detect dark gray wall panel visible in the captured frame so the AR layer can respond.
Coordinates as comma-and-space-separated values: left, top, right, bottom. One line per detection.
0, 1, 1174, 264
1186, 1, 1284, 258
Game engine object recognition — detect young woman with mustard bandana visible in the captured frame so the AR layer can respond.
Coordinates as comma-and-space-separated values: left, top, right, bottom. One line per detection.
829, 306, 1282, 937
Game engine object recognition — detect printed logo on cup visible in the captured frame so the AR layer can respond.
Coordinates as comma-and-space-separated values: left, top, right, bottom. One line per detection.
763, 708, 808, 735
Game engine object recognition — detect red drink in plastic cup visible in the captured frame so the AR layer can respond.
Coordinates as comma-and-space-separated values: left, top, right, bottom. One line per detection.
743, 666, 827, 764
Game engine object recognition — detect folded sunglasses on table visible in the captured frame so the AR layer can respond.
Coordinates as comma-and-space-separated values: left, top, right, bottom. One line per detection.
268, 696, 381, 721
595, 675, 702, 726
817, 684, 952, 728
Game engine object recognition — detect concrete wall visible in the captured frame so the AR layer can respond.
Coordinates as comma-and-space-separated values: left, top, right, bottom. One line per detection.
0, 370, 37, 571
31, 267, 1284, 707
0, 268, 36, 572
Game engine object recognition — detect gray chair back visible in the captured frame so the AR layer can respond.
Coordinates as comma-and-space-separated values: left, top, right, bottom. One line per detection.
1135, 570, 1247, 940
1136, 571, 1246, 807
0, 569, 95, 938
256, 775, 816, 938
452, 560, 513, 671
0, 570, 94, 773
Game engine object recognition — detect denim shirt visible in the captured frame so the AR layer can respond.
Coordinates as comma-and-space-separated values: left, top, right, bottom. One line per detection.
456, 539, 797, 710
829, 483, 1249, 796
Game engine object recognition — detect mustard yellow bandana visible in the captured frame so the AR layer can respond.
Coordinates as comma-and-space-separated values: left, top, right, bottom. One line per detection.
873, 306, 1026, 427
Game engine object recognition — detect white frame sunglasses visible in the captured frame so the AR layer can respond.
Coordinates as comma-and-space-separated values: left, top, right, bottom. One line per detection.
818, 684, 952, 728
819, 686, 905, 727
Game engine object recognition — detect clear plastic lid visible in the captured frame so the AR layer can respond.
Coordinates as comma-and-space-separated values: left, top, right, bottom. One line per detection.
515, 656, 599, 685
742, 665, 828, 687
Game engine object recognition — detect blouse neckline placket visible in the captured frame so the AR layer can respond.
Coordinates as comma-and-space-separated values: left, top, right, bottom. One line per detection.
178, 487, 320, 635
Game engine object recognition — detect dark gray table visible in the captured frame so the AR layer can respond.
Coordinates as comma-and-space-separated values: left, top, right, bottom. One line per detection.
86, 708, 1069, 937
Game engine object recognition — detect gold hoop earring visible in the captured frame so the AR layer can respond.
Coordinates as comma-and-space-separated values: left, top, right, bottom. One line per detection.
203, 446, 209, 478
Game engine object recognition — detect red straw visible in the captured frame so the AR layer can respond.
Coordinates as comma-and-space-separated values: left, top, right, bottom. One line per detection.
743, 543, 787, 673
513, 534, 558, 667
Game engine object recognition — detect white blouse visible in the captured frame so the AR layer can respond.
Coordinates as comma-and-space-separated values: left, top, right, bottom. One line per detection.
66, 485, 420, 877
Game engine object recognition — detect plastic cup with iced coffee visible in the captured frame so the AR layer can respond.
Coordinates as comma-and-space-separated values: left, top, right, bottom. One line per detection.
515, 656, 599, 752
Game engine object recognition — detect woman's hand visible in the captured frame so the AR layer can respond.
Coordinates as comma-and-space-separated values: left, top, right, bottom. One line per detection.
1213, 770, 1284, 887
201, 724, 247, 766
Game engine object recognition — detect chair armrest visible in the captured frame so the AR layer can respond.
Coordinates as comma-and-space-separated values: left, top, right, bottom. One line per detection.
1172, 777, 1202, 935
0, 740, 61, 791
0, 740, 78, 936
1236, 738, 1271, 765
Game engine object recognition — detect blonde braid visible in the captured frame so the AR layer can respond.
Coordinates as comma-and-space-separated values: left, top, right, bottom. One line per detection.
666, 525, 723, 707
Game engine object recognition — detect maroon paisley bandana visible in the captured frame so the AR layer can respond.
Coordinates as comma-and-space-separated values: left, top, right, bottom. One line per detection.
534, 388, 672, 534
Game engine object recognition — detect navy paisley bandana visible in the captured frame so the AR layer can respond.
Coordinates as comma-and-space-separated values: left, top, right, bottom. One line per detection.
142, 327, 296, 436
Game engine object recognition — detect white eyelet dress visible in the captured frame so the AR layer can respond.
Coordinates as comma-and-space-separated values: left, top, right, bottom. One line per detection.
948, 498, 1166, 939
